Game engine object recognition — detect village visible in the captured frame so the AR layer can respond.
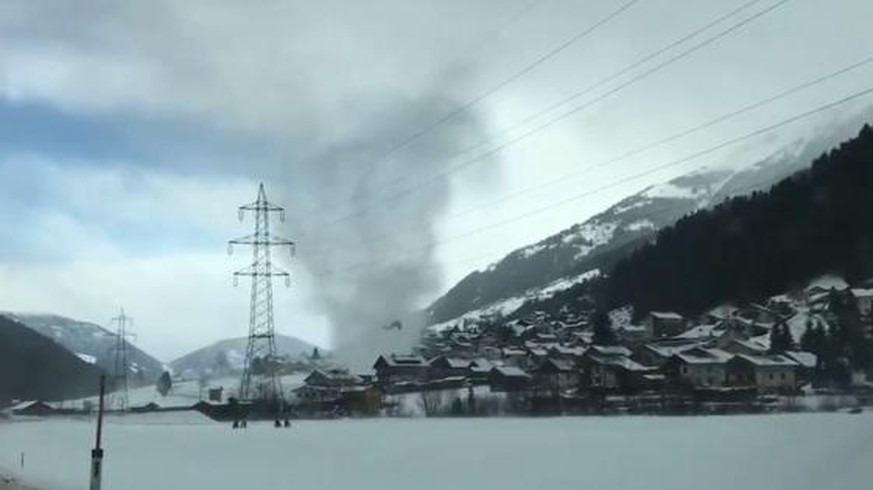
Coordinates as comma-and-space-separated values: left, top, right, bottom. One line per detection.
291, 277, 873, 417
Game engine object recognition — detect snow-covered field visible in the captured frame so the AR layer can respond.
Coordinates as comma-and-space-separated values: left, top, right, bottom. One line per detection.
2, 412, 872, 490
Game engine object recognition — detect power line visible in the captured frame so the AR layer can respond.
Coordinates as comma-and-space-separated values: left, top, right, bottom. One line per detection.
298, 53, 873, 258
313, 83, 873, 278
358, 0, 642, 175
318, 0, 787, 227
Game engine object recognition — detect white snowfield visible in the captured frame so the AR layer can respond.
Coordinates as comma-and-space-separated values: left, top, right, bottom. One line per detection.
1, 413, 872, 490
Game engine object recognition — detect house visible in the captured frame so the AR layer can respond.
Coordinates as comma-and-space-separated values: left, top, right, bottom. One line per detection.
532, 358, 578, 394
717, 337, 769, 356
644, 311, 685, 338
547, 344, 586, 361
11, 400, 56, 416
578, 353, 654, 390
501, 348, 527, 367
726, 354, 798, 392
208, 387, 223, 402
373, 354, 429, 386
664, 348, 733, 388
295, 369, 367, 403
469, 358, 495, 383
633, 340, 700, 368
783, 351, 818, 384
428, 357, 473, 379
488, 366, 532, 392
851, 288, 873, 318
615, 324, 652, 344
294, 369, 382, 414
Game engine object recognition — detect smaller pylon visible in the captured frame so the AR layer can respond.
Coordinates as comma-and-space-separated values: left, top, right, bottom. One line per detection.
108, 308, 135, 412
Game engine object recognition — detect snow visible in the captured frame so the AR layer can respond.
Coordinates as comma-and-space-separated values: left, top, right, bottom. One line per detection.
2, 413, 872, 490
642, 182, 706, 200
430, 269, 600, 333
625, 219, 655, 232
74, 353, 97, 365
806, 275, 849, 291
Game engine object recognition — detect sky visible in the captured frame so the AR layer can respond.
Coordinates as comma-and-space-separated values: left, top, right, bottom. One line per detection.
1, 0, 873, 363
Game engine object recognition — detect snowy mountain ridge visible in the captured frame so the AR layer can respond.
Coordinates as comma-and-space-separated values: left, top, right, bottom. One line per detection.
425, 116, 870, 328
3, 312, 165, 382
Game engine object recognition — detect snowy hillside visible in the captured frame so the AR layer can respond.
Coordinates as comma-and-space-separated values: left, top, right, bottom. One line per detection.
170, 335, 321, 378
3, 312, 165, 382
428, 159, 802, 326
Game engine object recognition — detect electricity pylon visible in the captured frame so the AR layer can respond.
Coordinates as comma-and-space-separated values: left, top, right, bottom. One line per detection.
109, 308, 135, 412
228, 183, 295, 415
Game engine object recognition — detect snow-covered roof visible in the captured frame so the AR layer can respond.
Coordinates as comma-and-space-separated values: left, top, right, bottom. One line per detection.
650, 311, 683, 320
491, 366, 530, 378
674, 324, 719, 340
732, 353, 798, 368
588, 345, 632, 357
644, 341, 701, 357
783, 351, 817, 368
851, 288, 873, 298
675, 348, 733, 364
806, 275, 849, 291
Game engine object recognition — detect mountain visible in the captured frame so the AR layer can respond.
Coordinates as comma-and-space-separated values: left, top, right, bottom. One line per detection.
603, 124, 873, 314
425, 113, 873, 329
3, 313, 165, 383
170, 334, 320, 378
427, 148, 809, 327
0, 314, 105, 402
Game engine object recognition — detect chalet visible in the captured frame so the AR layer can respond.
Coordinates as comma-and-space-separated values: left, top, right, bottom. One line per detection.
673, 324, 719, 341
489, 366, 532, 392
726, 354, 798, 392
11, 400, 56, 416
616, 324, 652, 344
717, 338, 769, 356
664, 348, 733, 388
644, 311, 685, 338
373, 354, 428, 386
294, 369, 381, 415
501, 348, 527, 367
783, 351, 817, 384
532, 358, 578, 393
851, 288, 873, 318
428, 357, 473, 379
295, 369, 367, 403
469, 358, 495, 383
633, 340, 700, 368
578, 353, 654, 390
547, 344, 586, 361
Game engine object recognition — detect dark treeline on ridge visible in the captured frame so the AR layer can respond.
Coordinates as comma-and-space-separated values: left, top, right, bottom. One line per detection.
602, 124, 873, 315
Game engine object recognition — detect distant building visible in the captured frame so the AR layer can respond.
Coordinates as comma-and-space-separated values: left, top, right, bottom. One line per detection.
644, 312, 685, 338
726, 354, 798, 392
532, 358, 578, 394
664, 348, 733, 388
11, 400, 56, 416
489, 366, 532, 392
851, 288, 873, 318
373, 354, 429, 386
428, 357, 473, 379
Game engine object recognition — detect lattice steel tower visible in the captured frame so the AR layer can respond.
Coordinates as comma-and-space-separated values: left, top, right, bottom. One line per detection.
228, 183, 295, 409
109, 308, 134, 412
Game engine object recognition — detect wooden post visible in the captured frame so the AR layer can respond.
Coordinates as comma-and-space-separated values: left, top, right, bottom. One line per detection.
90, 375, 106, 490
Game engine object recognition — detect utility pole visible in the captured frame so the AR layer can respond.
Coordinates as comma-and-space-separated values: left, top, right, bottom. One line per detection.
89, 375, 106, 490
109, 308, 135, 412
228, 183, 295, 420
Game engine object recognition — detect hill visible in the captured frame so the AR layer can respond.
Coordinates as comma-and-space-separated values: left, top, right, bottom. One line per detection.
602, 124, 873, 314
170, 334, 320, 378
425, 112, 873, 329
0, 314, 105, 402
3, 312, 165, 383
426, 141, 817, 328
